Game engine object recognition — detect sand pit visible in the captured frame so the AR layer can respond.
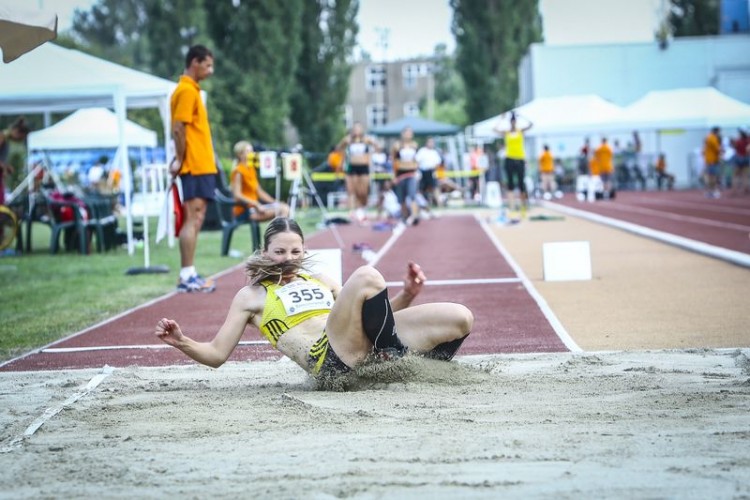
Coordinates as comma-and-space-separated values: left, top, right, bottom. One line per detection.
1, 350, 749, 498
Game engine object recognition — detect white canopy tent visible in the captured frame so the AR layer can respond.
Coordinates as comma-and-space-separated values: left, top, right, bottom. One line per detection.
28, 107, 157, 150
0, 43, 177, 254
470, 94, 626, 140
611, 87, 750, 131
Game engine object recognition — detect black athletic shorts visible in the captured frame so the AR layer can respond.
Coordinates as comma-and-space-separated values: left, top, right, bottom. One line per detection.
180, 173, 217, 201
504, 158, 526, 192
419, 169, 436, 191
347, 164, 370, 176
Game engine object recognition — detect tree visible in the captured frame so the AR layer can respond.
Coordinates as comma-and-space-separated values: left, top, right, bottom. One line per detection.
204, 0, 304, 149
450, 0, 542, 123
70, 0, 208, 145
289, 0, 359, 153
422, 43, 467, 126
668, 0, 720, 37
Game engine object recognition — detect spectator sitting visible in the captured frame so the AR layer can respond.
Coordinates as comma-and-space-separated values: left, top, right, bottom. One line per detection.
230, 140, 289, 222
655, 153, 675, 190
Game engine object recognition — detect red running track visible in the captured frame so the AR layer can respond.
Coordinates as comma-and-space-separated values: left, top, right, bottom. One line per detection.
551, 190, 750, 255
0, 215, 569, 372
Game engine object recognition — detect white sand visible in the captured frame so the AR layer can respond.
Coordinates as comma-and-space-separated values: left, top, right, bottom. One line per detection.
1, 349, 749, 498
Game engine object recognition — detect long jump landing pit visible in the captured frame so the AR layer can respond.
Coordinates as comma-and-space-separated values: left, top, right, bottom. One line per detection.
0, 214, 569, 372
0, 350, 748, 497
1, 211, 749, 497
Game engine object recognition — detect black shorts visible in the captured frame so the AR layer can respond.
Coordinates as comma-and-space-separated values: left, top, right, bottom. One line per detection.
347, 164, 370, 176
504, 158, 526, 192
419, 169, 436, 191
180, 173, 217, 201
308, 331, 352, 378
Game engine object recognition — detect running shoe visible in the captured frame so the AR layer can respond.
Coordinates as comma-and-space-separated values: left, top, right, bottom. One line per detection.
177, 274, 216, 293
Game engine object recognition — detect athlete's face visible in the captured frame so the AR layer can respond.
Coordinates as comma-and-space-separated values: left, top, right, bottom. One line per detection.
264, 231, 304, 264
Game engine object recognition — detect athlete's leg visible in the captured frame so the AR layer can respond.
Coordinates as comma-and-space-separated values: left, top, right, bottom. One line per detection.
325, 266, 474, 366
325, 266, 394, 366
345, 174, 357, 214
393, 303, 473, 354
355, 175, 370, 209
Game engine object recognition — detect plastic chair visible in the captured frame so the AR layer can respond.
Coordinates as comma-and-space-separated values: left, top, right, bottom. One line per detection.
44, 193, 88, 254
213, 189, 261, 256
83, 194, 119, 252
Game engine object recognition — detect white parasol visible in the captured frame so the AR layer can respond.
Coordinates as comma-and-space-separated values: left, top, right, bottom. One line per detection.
0, 4, 57, 63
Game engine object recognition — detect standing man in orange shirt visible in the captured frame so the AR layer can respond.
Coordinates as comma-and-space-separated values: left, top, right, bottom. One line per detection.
538, 144, 561, 200
703, 126, 722, 198
594, 137, 615, 199
170, 45, 218, 293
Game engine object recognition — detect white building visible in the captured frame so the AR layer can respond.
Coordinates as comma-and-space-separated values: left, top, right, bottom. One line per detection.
513, 33, 750, 188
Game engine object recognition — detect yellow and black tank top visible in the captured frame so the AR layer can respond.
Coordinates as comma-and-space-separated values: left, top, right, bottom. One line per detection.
258, 274, 333, 346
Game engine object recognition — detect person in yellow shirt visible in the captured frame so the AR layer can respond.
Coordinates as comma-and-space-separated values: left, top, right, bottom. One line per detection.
230, 141, 289, 222
155, 218, 473, 382
538, 144, 561, 200
594, 137, 615, 199
494, 112, 533, 211
703, 127, 722, 198
170, 45, 218, 293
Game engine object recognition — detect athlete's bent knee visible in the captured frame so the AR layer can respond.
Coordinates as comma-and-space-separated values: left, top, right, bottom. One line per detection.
349, 265, 385, 291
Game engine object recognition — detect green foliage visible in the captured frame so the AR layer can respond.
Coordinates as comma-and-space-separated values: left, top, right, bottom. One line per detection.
204, 0, 304, 149
65, 0, 356, 157
289, 0, 359, 152
668, 0, 720, 37
426, 100, 468, 128
450, 0, 542, 123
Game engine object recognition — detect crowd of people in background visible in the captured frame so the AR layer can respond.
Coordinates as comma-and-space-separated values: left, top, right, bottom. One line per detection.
702, 126, 749, 198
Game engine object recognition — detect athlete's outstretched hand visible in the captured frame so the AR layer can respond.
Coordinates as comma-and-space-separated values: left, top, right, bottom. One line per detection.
403, 261, 426, 298
155, 318, 185, 347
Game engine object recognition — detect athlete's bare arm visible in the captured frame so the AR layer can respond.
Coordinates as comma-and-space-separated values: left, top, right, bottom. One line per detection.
155, 286, 264, 368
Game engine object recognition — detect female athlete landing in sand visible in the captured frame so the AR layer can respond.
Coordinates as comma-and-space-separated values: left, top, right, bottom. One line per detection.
155, 217, 473, 378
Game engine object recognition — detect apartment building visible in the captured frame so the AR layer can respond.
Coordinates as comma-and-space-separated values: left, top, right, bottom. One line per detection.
345, 59, 435, 130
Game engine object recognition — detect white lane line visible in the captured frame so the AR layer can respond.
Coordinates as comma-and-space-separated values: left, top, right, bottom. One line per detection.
566, 200, 750, 232
0, 262, 250, 370
636, 198, 750, 217
0, 365, 114, 454
364, 224, 407, 267
476, 215, 582, 353
544, 201, 750, 269
41, 340, 271, 354
385, 277, 521, 287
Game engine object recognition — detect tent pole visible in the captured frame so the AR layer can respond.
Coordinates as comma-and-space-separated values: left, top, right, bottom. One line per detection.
114, 88, 134, 255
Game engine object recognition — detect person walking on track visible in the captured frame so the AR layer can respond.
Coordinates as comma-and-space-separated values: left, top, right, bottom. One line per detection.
390, 126, 421, 225
170, 45, 218, 293
155, 217, 474, 379
336, 122, 378, 224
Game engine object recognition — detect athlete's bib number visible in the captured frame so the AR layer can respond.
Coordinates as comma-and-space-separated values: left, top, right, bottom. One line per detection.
276, 281, 334, 316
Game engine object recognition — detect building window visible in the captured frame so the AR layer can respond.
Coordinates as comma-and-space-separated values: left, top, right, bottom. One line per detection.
403, 102, 420, 117
402, 63, 419, 89
419, 63, 433, 76
366, 65, 386, 91
366, 104, 388, 127
402, 62, 433, 88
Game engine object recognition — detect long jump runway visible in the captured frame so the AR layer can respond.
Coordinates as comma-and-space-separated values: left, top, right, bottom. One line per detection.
0, 214, 571, 372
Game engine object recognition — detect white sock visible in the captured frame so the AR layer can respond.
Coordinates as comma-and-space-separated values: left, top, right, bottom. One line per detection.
180, 266, 196, 281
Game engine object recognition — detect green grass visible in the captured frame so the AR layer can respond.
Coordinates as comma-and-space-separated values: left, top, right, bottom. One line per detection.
0, 211, 323, 362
